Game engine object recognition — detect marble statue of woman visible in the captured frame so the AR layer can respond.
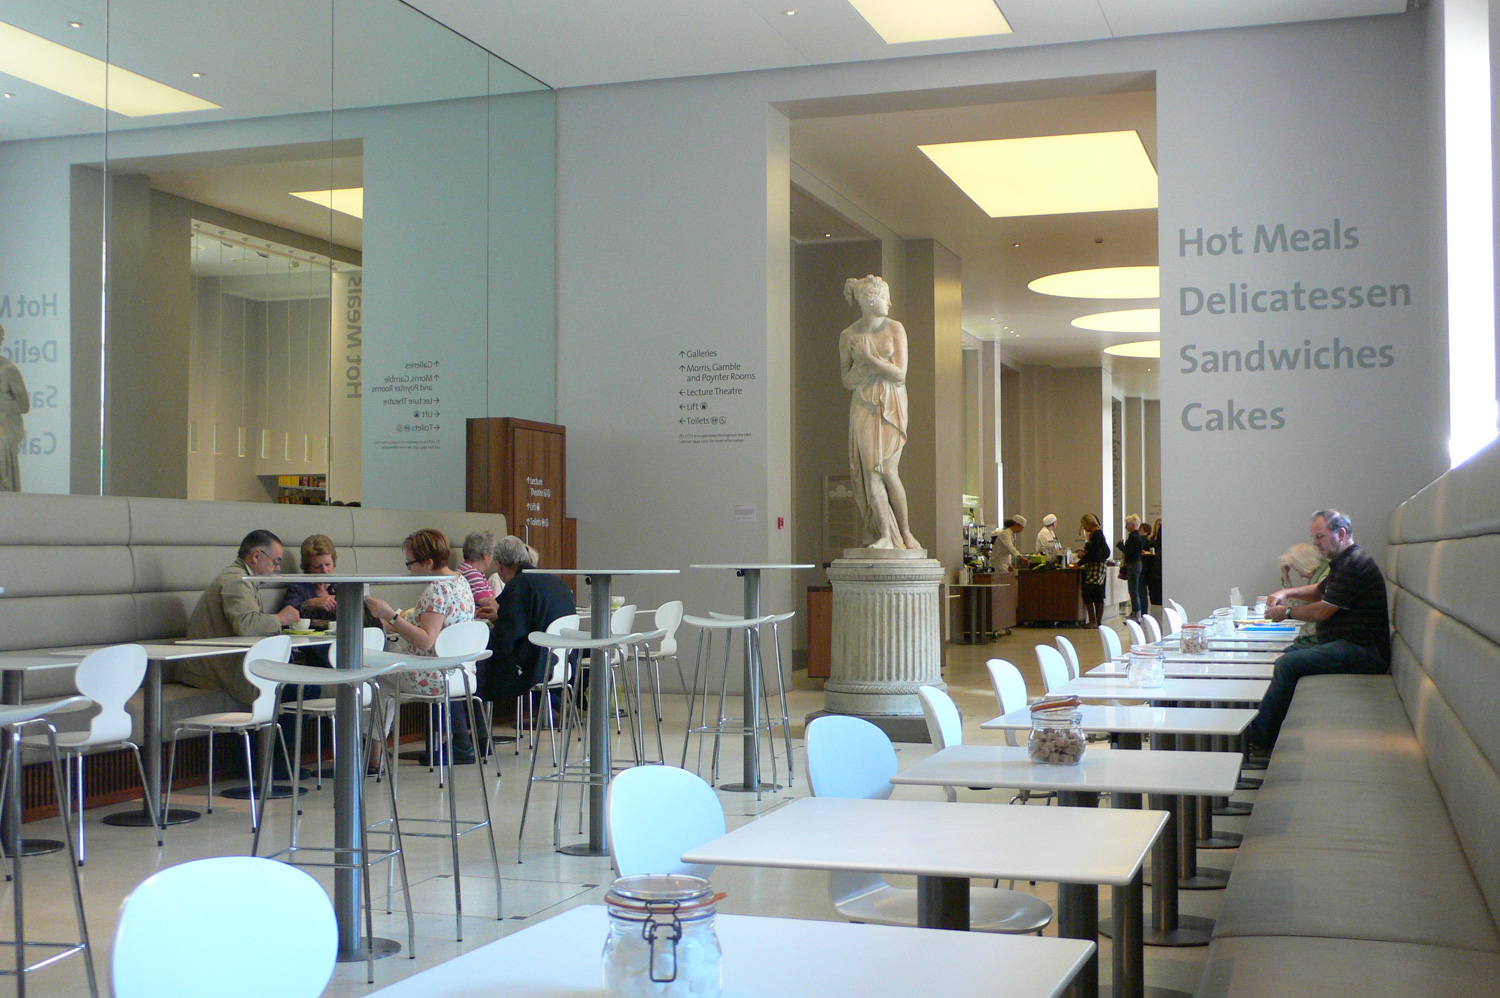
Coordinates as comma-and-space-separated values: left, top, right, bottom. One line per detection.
0, 324, 29, 493
840, 275, 919, 551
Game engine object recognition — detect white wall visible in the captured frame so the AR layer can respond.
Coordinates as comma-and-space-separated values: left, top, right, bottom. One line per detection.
555, 12, 1446, 625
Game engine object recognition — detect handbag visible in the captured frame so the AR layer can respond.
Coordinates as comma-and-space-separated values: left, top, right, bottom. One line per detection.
1117, 564, 1128, 580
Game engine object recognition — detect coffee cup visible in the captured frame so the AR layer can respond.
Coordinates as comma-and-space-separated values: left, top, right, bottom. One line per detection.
1231, 605, 1248, 621
297, 617, 311, 631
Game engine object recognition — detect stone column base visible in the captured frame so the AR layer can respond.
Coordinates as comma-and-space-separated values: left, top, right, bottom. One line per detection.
818, 557, 944, 729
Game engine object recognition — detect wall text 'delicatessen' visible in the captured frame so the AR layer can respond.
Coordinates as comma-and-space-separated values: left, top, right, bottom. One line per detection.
1171, 216, 1415, 433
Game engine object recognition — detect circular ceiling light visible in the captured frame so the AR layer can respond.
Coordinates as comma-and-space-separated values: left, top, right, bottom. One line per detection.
1029, 265, 1159, 299
1103, 339, 1161, 358
1072, 307, 1159, 333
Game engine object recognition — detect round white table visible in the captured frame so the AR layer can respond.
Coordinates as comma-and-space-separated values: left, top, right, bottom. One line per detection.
249, 573, 442, 963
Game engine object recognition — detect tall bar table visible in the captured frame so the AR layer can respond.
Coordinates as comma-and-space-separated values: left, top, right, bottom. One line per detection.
248, 572, 441, 963
0, 655, 81, 855
688, 564, 811, 792
531, 569, 680, 856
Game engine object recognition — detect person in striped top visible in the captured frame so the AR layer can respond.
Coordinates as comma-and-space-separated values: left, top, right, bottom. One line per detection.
459, 530, 499, 621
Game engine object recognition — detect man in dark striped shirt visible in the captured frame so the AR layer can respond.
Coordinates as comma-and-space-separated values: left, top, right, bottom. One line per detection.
1246, 509, 1391, 748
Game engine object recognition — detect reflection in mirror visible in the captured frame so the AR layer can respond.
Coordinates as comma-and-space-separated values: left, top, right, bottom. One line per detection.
2, 0, 554, 505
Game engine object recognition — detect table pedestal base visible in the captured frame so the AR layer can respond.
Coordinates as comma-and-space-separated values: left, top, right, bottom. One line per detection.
1197, 830, 1242, 849
1237, 776, 1262, 790
103, 807, 199, 828
1178, 868, 1230, 890
719, 781, 781, 793
13, 838, 63, 857
1141, 913, 1214, 947
558, 842, 610, 858
336, 937, 402, 963
1214, 802, 1252, 817
221, 784, 309, 801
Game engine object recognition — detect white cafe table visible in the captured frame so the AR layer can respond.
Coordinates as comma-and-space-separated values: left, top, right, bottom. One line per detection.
365, 903, 1095, 998
1086, 660, 1274, 680
0, 653, 84, 855
688, 563, 813, 793
982, 704, 1258, 739
247, 572, 441, 964
1155, 647, 1280, 663
892, 744, 1243, 955
682, 795, 1164, 998
1049, 676, 1269, 704
531, 568, 680, 856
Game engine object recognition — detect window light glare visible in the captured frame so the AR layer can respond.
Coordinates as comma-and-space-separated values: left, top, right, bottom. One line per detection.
288, 188, 365, 219
1029, 266, 1160, 300
848, 0, 1011, 44
1072, 308, 1160, 333
919, 130, 1158, 218
1103, 340, 1161, 358
0, 19, 220, 116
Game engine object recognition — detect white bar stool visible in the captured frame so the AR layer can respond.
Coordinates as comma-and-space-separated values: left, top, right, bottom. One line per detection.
706, 610, 797, 788
519, 629, 638, 862
680, 612, 780, 799
248, 660, 413, 983
0, 697, 98, 997
371, 638, 503, 940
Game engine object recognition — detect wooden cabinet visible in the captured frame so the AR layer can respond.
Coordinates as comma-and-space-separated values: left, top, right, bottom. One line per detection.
806, 585, 832, 678
1016, 568, 1085, 625
466, 418, 571, 574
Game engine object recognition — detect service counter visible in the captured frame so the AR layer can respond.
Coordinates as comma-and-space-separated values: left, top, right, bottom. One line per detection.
1016, 567, 1086, 626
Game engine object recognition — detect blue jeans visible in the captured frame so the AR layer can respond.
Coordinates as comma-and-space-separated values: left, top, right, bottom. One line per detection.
1245, 639, 1388, 746
1126, 562, 1147, 617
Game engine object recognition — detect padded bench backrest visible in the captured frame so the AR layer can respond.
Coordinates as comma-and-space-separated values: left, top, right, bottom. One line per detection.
0, 492, 505, 696
1387, 435, 1500, 924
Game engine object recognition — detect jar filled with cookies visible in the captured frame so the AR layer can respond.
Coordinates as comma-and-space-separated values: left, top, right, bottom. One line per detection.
1027, 696, 1086, 766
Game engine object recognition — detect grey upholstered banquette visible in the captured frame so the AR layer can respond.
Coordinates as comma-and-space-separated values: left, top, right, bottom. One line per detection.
0, 492, 505, 740
1197, 437, 1500, 996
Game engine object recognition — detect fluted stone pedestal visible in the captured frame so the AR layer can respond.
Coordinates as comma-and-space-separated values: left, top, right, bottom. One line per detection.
810, 554, 944, 743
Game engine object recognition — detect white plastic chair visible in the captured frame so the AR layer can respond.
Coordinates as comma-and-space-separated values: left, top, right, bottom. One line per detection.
1035, 645, 1070, 694
1163, 606, 1184, 635
1122, 618, 1146, 646
22, 644, 159, 865
650, 600, 686, 693
916, 686, 964, 803
1142, 614, 1163, 643
804, 715, 1052, 934
165, 634, 294, 831
607, 765, 724, 880
516, 613, 581, 757
1166, 597, 1188, 620
112, 856, 335, 998
1098, 625, 1123, 661
1053, 635, 1081, 680
985, 659, 1029, 747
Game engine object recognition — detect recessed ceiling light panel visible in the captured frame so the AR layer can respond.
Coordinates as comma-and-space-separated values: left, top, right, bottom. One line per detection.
848, 0, 1011, 45
0, 19, 219, 116
1103, 340, 1161, 358
1029, 265, 1159, 300
289, 188, 365, 219
919, 130, 1158, 218
1072, 308, 1160, 333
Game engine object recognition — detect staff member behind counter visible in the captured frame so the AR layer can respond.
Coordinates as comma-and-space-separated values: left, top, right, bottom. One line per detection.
1035, 513, 1058, 553
991, 515, 1027, 570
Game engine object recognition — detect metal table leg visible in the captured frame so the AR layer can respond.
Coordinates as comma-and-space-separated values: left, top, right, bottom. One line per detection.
0, 672, 63, 856
103, 658, 199, 827
916, 875, 970, 930
721, 569, 775, 793
560, 574, 613, 856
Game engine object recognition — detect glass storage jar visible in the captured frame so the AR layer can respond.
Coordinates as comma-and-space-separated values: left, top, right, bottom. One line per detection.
1028, 696, 1086, 765
1127, 646, 1165, 688
603, 874, 722, 998
1180, 623, 1208, 655
1211, 607, 1235, 638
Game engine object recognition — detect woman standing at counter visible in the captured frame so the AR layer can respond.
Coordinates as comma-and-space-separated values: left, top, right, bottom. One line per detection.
1077, 514, 1110, 627
1142, 518, 1163, 613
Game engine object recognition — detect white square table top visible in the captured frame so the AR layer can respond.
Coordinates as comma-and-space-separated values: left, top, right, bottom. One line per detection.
365, 904, 1095, 998
246, 573, 446, 585
681, 796, 1165, 887
1049, 676, 1269, 703
172, 634, 334, 649
890, 744, 1245, 798
44, 642, 244, 662
982, 704, 1258, 737
1087, 660, 1274, 679
1157, 647, 1281, 663
689, 563, 816, 571
533, 568, 681, 576
0, 651, 83, 672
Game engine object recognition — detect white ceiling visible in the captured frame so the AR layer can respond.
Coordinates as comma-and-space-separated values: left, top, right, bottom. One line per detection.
407, 0, 1407, 90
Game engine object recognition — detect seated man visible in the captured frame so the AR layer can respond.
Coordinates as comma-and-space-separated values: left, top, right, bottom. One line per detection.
176, 529, 300, 704
1245, 508, 1390, 748
481, 535, 576, 705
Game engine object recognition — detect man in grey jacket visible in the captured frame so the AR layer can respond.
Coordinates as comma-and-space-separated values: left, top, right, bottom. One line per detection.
177, 529, 301, 703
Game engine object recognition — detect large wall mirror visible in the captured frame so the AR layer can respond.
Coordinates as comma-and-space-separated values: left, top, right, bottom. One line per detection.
0, 0, 555, 509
